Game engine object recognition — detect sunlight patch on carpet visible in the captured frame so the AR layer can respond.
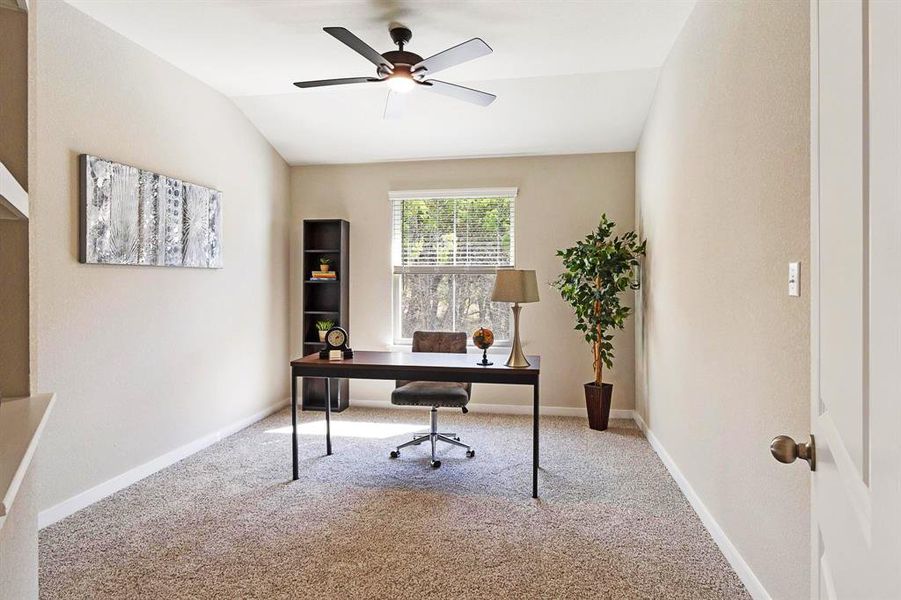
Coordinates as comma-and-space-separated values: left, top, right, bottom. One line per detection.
266, 420, 423, 439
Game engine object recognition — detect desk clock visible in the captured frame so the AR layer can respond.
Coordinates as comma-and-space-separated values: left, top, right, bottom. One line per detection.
319, 326, 354, 359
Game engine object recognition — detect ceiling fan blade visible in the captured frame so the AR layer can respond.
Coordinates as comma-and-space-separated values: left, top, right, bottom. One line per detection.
383, 91, 407, 119
421, 80, 496, 107
412, 38, 492, 76
293, 77, 382, 89
324, 27, 394, 71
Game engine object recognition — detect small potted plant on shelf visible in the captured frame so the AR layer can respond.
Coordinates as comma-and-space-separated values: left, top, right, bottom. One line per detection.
319, 256, 333, 272
552, 214, 646, 431
316, 320, 334, 342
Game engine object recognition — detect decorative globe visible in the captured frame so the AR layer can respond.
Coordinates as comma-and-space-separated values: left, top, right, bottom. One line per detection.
472, 327, 495, 350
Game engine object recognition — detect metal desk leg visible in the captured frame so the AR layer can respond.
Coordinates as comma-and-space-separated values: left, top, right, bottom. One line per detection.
533, 382, 539, 499
325, 377, 333, 456
291, 370, 298, 481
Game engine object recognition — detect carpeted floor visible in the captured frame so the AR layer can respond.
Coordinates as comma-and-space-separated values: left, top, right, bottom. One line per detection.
39, 407, 749, 599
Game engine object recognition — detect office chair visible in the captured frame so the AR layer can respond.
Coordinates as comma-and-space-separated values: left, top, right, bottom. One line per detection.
389, 331, 475, 468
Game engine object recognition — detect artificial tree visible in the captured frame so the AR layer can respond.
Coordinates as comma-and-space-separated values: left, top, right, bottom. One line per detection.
552, 214, 646, 429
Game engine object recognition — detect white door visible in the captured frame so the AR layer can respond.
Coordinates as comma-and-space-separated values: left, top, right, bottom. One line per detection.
805, 0, 901, 598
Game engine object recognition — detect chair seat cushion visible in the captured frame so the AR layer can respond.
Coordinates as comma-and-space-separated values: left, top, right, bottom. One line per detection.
391, 381, 470, 407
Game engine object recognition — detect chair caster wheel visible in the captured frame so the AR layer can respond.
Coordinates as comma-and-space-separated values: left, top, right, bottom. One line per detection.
430, 460, 441, 469
466, 450, 475, 458
389, 451, 399, 459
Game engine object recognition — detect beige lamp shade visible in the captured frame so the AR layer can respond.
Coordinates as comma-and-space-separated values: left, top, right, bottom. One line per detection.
491, 269, 540, 303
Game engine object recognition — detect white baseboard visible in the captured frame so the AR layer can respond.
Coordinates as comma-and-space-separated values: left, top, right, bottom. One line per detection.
349, 398, 634, 420
632, 412, 770, 600
38, 400, 288, 529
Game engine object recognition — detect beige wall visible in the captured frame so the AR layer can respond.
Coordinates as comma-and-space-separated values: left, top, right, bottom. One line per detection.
0, 5, 27, 185
635, 1, 809, 598
0, 219, 29, 397
31, 0, 290, 512
0, 5, 30, 398
291, 153, 636, 411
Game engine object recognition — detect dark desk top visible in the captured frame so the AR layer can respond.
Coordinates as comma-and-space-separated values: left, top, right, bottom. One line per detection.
291, 350, 540, 385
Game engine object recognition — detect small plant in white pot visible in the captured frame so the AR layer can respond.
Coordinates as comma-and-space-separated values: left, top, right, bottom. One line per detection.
316, 320, 334, 342
319, 256, 333, 272
552, 214, 646, 431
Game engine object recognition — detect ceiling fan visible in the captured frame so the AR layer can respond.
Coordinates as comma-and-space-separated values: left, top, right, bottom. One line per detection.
293, 25, 496, 118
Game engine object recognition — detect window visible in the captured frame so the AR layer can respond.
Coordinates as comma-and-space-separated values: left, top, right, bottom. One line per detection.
391, 188, 516, 344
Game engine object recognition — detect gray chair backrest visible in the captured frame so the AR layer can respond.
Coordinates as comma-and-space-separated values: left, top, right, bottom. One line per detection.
412, 331, 467, 353
397, 331, 471, 395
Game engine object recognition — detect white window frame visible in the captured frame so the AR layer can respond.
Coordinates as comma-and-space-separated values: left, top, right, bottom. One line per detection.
390, 187, 518, 346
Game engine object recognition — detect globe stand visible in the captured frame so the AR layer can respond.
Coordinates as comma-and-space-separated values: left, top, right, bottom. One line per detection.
477, 348, 493, 366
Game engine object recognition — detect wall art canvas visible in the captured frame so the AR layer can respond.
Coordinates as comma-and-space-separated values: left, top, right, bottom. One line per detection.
79, 154, 222, 268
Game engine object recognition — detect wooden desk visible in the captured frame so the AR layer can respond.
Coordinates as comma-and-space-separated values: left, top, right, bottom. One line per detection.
290, 351, 542, 498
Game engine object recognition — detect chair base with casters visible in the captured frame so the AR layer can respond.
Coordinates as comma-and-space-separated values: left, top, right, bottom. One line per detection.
389, 406, 475, 468
389, 331, 476, 469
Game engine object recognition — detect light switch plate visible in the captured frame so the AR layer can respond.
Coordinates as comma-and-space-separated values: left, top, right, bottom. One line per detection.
788, 262, 800, 297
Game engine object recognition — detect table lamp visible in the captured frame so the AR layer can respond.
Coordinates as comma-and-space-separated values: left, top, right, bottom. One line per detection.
491, 269, 540, 368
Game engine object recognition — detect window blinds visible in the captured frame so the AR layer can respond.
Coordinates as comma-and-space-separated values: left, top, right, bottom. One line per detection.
390, 188, 516, 274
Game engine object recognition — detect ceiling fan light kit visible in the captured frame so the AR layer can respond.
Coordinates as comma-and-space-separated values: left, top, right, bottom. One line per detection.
293, 24, 496, 116
386, 67, 415, 94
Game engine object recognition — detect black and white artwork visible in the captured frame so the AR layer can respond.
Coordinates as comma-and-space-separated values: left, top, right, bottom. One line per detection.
79, 154, 222, 268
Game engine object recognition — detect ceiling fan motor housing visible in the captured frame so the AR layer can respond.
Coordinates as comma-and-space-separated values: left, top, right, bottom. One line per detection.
384, 25, 421, 77
381, 50, 424, 72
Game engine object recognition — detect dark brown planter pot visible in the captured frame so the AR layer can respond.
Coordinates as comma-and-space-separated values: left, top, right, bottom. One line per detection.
585, 382, 614, 431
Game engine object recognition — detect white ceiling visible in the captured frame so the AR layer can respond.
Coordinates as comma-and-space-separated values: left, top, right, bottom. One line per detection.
64, 0, 695, 165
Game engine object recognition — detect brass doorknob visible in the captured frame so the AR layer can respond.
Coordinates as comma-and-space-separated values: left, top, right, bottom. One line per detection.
770, 434, 816, 471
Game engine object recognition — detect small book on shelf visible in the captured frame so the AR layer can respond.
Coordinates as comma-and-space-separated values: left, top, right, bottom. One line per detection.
310, 271, 336, 280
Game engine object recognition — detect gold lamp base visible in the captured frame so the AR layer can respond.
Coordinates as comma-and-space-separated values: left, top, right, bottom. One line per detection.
506, 303, 531, 368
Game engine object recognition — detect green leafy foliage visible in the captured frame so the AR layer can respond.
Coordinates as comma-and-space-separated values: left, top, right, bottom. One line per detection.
551, 214, 646, 384
399, 197, 513, 267
315, 320, 335, 331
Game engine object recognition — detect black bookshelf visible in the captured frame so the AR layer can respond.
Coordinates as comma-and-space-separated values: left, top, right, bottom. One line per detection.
301, 219, 350, 412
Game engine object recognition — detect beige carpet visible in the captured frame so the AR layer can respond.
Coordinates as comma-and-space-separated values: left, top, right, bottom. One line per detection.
39, 407, 749, 599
